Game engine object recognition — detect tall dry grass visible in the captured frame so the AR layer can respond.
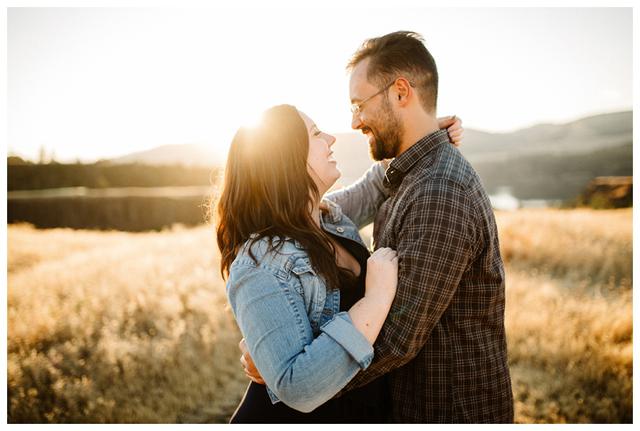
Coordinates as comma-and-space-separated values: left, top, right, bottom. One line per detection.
496, 208, 632, 423
7, 224, 246, 423
7, 208, 633, 423
505, 269, 632, 423
496, 208, 632, 288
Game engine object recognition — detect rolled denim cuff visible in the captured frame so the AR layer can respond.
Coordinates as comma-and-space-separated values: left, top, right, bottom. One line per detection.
320, 311, 374, 369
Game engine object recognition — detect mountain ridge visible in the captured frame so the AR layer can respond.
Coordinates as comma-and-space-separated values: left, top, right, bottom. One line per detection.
108, 110, 631, 170
106, 110, 632, 200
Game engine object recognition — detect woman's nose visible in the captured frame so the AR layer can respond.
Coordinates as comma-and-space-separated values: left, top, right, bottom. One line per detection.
325, 133, 336, 147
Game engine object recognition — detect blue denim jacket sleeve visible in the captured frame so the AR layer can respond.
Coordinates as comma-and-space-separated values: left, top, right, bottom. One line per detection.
325, 161, 390, 229
227, 266, 374, 413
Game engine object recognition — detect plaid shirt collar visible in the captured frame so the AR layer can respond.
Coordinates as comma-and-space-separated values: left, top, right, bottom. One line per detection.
383, 129, 450, 190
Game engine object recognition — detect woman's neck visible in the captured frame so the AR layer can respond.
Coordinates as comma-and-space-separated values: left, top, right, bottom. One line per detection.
310, 202, 322, 228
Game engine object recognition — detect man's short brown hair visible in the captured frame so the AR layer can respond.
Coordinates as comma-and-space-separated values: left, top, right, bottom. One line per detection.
347, 31, 438, 113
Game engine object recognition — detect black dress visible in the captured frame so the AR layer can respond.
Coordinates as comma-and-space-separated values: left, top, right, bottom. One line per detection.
229, 234, 391, 423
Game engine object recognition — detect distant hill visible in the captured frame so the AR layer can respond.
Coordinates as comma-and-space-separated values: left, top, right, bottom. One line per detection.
471, 144, 632, 200
330, 111, 632, 200
105, 110, 632, 201
461, 110, 632, 161
462, 111, 632, 200
110, 143, 224, 167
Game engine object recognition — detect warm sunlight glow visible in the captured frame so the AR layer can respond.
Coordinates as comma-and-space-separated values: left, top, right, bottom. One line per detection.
7, 8, 632, 163
241, 107, 267, 132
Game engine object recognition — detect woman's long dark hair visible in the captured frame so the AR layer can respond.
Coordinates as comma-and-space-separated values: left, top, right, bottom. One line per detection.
216, 104, 343, 289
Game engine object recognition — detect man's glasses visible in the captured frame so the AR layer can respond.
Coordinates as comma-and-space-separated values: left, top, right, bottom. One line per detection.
350, 79, 396, 116
350, 78, 414, 116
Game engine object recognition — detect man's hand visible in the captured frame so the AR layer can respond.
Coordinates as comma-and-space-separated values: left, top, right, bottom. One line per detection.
437, 115, 463, 147
239, 338, 265, 385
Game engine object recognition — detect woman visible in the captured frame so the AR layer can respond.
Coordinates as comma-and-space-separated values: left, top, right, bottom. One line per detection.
216, 105, 462, 422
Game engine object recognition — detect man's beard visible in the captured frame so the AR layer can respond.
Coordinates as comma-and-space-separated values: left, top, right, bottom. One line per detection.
368, 96, 403, 161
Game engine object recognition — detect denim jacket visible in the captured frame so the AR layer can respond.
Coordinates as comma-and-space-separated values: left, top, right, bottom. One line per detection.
226, 162, 389, 413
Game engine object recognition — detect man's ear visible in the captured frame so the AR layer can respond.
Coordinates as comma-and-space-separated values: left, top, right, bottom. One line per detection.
394, 77, 412, 107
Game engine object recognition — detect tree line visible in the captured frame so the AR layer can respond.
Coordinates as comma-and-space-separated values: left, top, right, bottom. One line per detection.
7, 158, 220, 191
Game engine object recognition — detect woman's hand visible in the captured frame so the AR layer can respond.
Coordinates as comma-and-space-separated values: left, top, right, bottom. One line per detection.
438, 115, 464, 147
364, 247, 398, 306
239, 248, 398, 383
348, 247, 398, 345
239, 338, 265, 385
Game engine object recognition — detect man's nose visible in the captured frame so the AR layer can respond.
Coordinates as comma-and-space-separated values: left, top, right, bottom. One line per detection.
351, 112, 363, 130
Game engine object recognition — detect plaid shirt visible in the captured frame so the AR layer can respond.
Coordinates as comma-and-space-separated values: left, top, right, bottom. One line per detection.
341, 129, 513, 423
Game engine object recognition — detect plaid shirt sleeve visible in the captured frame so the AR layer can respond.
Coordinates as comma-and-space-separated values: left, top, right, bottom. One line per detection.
342, 178, 477, 391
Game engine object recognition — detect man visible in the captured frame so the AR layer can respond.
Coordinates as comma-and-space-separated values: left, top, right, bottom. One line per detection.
242, 31, 513, 423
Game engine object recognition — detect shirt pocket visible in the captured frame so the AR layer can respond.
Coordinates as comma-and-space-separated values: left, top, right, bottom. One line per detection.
291, 262, 326, 335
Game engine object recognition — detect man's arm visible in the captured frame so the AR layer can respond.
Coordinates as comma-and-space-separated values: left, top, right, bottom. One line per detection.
341, 179, 476, 391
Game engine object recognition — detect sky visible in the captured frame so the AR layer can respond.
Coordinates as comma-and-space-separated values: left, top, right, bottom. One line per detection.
7, 6, 634, 163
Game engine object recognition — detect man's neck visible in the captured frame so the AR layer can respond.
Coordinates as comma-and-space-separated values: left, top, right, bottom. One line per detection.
398, 113, 440, 156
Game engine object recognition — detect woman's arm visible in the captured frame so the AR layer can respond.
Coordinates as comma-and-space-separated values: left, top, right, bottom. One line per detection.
227, 263, 391, 412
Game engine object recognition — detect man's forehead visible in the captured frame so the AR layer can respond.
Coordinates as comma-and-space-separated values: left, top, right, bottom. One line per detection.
349, 59, 372, 100
350, 59, 370, 82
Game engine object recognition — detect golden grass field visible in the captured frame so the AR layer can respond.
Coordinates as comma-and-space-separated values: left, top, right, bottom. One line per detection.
7, 208, 632, 423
